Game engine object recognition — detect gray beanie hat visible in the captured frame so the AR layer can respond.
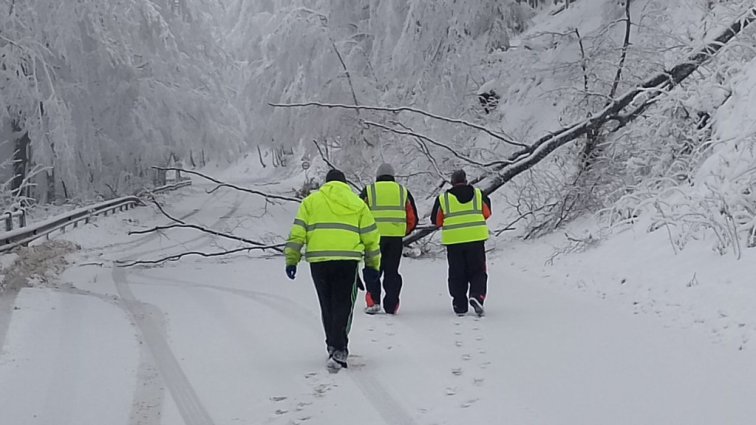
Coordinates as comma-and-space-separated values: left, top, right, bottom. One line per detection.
376, 163, 395, 178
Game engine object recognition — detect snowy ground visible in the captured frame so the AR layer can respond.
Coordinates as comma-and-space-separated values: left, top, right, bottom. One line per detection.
1, 169, 756, 425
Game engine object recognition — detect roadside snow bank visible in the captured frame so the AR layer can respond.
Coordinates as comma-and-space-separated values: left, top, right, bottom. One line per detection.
0, 240, 80, 292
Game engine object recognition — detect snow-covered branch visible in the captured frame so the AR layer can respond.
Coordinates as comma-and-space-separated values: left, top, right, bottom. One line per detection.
269, 102, 525, 148
152, 167, 300, 203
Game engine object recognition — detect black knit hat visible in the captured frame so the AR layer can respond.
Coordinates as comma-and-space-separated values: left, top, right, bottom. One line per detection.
451, 169, 467, 185
325, 168, 347, 183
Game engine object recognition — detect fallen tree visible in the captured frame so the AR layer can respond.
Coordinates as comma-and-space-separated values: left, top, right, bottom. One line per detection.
404, 6, 756, 245
270, 7, 756, 246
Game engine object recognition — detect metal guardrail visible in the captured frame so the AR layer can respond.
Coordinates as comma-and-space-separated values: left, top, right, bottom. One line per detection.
3, 209, 26, 232
151, 178, 192, 194
0, 177, 193, 253
0, 197, 143, 253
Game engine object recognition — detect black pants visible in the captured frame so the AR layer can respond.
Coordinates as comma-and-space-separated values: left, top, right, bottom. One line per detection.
366, 236, 403, 313
446, 241, 487, 314
310, 260, 359, 353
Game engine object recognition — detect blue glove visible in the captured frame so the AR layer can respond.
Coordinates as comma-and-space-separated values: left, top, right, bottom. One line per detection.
285, 265, 297, 280
362, 267, 381, 286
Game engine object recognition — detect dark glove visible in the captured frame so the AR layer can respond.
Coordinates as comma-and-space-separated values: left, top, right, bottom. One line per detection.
285, 265, 297, 280
362, 267, 381, 286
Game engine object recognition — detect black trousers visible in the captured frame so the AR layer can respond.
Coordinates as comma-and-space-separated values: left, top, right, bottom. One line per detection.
366, 236, 403, 313
310, 260, 359, 353
446, 241, 488, 314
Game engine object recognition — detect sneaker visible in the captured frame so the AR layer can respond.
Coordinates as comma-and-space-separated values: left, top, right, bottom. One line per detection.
332, 350, 348, 368
326, 349, 348, 373
469, 297, 485, 317
455, 312, 467, 317
364, 304, 382, 314
326, 357, 342, 373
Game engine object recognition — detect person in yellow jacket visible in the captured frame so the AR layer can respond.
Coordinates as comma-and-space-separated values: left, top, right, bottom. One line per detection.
359, 163, 418, 315
284, 169, 381, 373
431, 170, 491, 317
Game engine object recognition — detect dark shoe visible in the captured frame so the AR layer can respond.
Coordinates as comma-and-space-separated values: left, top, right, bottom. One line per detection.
469, 297, 485, 317
332, 349, 348, 368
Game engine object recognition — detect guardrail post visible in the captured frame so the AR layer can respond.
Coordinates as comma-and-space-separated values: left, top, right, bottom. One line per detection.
19, 210, 26, 228
4, 212, 11, 232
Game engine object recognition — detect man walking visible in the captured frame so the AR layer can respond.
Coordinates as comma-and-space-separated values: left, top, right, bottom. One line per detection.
431, 170, 491, 317
360, 163, 418, 314
284, 169, 381, 372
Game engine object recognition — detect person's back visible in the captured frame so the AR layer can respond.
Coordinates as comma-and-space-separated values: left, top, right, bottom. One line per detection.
431, 170, 491, 317
360, 163, 418, 314
284, 169, 381, 372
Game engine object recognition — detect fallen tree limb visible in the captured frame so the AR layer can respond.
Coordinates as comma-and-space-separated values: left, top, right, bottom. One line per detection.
269, 101, 525, 148
116, 244, 285, 267
363, 120, 512, 168
152, 167, 300, 203
128, 223, 277, 249
144, 197, 285, 251
404, 7, 756, 245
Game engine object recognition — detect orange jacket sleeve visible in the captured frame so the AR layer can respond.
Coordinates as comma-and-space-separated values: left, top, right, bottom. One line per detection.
405, 201, 418, 235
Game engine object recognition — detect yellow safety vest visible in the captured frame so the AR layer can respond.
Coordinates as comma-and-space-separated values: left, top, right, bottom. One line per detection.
439, 188, 489, 245
285, 181, 381, 269
366, 181, 407, 237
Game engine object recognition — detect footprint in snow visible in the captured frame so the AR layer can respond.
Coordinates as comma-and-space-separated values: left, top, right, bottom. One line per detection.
445, 387, 457, 396
460, 398, 479, 408
455, 340, 463, 347
461, 354, 471, 361
451, 368, 463, 376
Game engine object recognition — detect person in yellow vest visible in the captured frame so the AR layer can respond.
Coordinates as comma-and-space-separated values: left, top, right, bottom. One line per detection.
359, 163, 418, 315
431, 169, 491, 317
284, 169, 382, 372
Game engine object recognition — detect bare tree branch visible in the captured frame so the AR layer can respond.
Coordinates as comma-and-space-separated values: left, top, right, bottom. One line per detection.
152, 167, 300, 203
331, 40, 360, 111
608, 0, 632, 101
363, 120, 512, 168
269, 101, 526, 148
116, 245, 284, 267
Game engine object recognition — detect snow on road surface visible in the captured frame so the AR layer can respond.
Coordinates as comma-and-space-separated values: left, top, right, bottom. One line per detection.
1, 178, 755, 425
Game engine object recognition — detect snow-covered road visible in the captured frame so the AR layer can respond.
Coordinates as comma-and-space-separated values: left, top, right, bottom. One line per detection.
1, 183, 755, 425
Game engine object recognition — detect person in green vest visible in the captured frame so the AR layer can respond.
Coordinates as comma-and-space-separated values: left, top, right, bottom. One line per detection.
431, 169, 492, 317
359, 163, 419, 315
284, 169, 382, 372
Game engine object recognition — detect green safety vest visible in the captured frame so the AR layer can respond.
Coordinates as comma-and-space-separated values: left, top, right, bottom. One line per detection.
439, 188, 489, 245
366, 182, 407, 237
284, 181, 381, 269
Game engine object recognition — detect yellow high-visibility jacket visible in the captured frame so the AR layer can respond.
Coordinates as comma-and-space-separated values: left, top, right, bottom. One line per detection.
285, 181, 381, 269
439, 188, 489, 245
365, 181, 408, 237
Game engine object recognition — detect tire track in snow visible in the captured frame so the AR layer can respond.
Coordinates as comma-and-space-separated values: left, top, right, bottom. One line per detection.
115, 266, 215, 425
0, 289, 20, 361
112, 190, 242, 425
128, 272, 418, 425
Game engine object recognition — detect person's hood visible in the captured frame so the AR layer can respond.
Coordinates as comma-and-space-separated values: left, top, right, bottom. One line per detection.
447, 184, 475, 203
318, 181, 365, 216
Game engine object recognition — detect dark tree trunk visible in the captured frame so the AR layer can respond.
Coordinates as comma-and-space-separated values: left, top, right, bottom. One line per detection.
10, 119, 30, 200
